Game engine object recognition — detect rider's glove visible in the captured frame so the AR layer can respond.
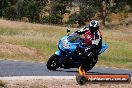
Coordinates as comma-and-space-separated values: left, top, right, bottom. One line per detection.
75, 30, 80, 34
75, 30, 84, 35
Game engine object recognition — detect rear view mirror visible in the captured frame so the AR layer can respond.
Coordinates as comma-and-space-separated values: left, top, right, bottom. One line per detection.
67, 28, 70, 33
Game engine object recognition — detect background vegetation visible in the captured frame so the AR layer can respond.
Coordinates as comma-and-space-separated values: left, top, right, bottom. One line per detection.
0, 0, 132, 27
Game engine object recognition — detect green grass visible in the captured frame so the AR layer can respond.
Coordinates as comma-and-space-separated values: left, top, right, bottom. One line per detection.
0, 19, 70, 61
0, 19, 132, 69
97, 29, 132, 69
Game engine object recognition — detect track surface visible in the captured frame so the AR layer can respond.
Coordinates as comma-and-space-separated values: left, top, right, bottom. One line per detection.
0, 60, 132, 76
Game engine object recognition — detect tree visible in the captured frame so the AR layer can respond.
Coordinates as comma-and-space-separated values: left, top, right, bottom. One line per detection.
69, 0, 101, 27
100, 0, 132, 26
0, 0, 131, 26
0, 0, 48, 22
45, 0, 72, 24
16, 0, 48, 22
0, 0, 11, 17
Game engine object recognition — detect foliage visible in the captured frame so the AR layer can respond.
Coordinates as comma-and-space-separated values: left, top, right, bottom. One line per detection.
49, 0, 72, 24
0, 0, 48, 22
42, 15, 62, 24
0, 0, 132, 26
68, 0, 101, 26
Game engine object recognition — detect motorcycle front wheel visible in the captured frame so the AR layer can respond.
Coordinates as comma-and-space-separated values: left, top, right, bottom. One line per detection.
46, 54, 60, 70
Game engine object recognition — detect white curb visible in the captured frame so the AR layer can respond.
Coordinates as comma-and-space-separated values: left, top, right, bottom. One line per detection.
0, 76, 131, 81
0, 76, 76, 81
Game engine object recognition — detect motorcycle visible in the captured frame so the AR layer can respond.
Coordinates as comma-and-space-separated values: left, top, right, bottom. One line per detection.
46, 28, 108, 71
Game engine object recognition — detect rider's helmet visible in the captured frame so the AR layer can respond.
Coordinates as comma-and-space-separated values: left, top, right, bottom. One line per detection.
89, 20, 99, 33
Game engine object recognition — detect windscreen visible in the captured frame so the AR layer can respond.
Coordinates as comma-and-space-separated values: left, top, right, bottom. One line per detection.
67, 33, 82, 43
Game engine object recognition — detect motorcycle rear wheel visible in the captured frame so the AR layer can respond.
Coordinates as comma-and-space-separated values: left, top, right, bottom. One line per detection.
46, 54, 60, 70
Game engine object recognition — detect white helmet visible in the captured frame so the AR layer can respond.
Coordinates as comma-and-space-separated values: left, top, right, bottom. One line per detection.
89, 20, 99, 33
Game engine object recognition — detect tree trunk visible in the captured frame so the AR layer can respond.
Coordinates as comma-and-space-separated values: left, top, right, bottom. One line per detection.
102, 0, 107, 26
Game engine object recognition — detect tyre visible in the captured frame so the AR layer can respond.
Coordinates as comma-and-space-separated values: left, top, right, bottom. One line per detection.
82, 56, 98, 72
46, 54, 60, 70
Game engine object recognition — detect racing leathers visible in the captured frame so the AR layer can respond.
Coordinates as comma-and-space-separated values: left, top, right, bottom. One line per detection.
76, 27, 102, 60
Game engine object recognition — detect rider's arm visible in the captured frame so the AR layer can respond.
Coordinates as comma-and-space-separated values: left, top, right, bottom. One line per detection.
75, 27, 89, 35
91, 31, 102, 53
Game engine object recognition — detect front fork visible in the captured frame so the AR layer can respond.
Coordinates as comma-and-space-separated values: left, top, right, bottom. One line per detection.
55, 50, 66, 65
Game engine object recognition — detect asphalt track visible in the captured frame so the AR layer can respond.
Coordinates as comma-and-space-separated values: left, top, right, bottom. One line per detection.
0, 60, 132, 76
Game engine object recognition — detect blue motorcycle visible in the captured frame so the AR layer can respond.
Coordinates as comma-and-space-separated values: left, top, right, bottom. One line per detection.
46, 29, 108, 71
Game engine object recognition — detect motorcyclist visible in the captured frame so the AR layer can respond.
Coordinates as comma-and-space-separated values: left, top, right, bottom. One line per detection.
75, 20, 102, 61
